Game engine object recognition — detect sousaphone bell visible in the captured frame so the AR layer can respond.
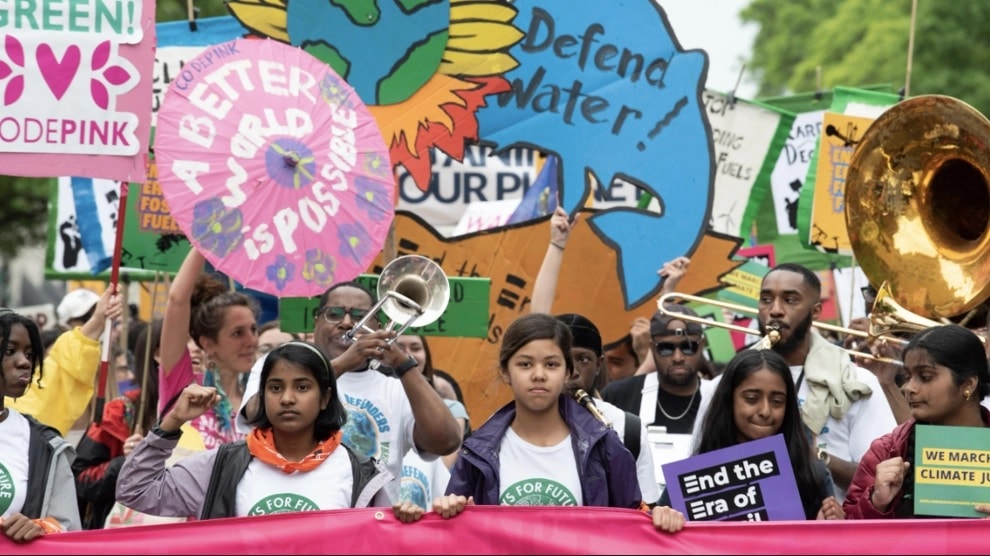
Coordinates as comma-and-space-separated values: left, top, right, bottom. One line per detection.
845, 94, 990, 318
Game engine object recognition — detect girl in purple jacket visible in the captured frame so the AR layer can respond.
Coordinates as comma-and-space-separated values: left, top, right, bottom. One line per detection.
392, 313, 684, 532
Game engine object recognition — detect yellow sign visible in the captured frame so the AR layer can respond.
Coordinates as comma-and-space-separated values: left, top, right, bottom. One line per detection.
808, 112, 876, 255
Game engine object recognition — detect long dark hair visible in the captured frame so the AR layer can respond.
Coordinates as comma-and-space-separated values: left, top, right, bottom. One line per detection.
698, 349, 823, 519
247, 341, 346, 440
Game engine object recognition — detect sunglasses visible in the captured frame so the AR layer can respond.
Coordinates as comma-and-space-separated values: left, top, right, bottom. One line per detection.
653, 339, 700, 357
318, 306, 371, 324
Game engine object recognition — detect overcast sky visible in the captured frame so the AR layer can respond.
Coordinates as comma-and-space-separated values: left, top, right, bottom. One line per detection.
659, 0, 760, 99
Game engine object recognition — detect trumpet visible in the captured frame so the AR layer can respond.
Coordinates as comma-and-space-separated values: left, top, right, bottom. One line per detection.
574, 389, 613, 429
655, 291, 907, 366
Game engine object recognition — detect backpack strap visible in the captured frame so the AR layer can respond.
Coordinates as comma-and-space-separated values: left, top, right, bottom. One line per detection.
623, 412, 641, 461
200, 441, 250, 519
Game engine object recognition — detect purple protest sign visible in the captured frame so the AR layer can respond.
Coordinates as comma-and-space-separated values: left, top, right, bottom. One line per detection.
661, 434, 805, 522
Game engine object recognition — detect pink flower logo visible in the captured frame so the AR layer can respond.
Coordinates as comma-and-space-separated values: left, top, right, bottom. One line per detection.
0, 35, 25, 106
89, 40, 131, 110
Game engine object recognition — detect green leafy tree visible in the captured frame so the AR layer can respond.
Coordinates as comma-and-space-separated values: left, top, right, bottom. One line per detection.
0, 178, 50, 259
157, 0, 230, 22
743, 0, 990, 115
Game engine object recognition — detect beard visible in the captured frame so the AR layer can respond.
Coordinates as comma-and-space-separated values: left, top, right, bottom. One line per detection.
766, 310, 814, 357
657, 361, 699, 389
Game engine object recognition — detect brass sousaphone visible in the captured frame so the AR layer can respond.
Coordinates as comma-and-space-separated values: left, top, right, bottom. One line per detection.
845, 95, 990, 319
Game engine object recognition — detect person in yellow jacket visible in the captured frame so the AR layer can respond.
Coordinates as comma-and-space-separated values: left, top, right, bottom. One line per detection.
5, 288, 122, 436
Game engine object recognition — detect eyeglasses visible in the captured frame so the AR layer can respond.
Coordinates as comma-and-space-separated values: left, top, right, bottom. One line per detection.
653, 339, 700, 357
318, 306, 371, 324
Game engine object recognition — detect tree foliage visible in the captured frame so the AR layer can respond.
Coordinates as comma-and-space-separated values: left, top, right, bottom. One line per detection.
742, 0, 990, 115
0, 179, 50, 259
0, 1, 231, 259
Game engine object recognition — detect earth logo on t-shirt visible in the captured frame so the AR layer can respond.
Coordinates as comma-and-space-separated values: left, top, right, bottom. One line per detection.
0, 462, 14, 515
499, 479, 578, 506
400, 465, 430, 508
247, 493, 320, 516
341, 395, 390, 462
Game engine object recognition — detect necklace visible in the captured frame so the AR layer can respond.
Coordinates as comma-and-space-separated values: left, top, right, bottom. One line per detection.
656, 383, 699, 421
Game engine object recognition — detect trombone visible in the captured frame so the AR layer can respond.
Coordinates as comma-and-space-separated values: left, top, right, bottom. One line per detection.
655, 288, 914, 366
345, 254, 450, 345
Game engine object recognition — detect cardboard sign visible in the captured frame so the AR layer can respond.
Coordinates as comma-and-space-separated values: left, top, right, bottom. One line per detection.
661, 434, 805, 522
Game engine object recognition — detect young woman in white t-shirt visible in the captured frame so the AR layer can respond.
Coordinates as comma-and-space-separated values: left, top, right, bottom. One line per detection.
117, 341, 391, 519
0, 309, 80, 542
392, 313, 685, 533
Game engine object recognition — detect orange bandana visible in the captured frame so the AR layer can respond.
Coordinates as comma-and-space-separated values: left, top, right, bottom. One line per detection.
246, 428, 342, 474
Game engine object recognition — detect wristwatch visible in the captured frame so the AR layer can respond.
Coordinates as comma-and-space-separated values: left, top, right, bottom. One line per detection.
393, 356, 419, 379
817, 445, 831, 466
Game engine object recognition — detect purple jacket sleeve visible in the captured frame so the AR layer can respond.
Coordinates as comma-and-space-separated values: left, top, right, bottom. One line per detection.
115, 430, 217, 519
604, 433, 645, 510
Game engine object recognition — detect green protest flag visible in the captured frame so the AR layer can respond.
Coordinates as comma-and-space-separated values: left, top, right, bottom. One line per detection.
746, 85, 897, 271
279, 276, 491, 338
914, 424, 990, 518
120, 157, 191, 274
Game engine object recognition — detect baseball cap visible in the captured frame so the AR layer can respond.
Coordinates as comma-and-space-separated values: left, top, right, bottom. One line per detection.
650, 304, 703, 337
57, 289, 100, 324
556, 313, 603, 357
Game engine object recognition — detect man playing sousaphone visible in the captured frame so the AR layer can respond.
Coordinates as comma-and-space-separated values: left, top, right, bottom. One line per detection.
693, 263, 898, 503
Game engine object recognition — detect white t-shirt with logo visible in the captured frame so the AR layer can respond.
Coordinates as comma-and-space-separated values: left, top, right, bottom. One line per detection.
400, 450, 450, 509
498, 427, 583, 506
596, 399, 661, 504
0, 411, 31, 519
238, 356, 422, 502
235, 447, 353, 516
336, 370, 419, 501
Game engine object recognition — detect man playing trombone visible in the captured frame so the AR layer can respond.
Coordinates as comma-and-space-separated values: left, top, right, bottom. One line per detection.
690, 263, 897, 504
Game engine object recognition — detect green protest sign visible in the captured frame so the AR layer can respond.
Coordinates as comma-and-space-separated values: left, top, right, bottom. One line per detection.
914, 424, 990, 518
685, 301, 736, 364
717, 260, 770, 310
279, 276, 490, 338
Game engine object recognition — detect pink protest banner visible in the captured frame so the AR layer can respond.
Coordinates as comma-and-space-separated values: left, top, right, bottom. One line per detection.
2, 506, 985, 554
0, 0, 154, 181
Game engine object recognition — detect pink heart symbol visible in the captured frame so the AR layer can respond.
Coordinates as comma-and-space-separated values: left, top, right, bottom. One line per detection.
36, 43, 80, 100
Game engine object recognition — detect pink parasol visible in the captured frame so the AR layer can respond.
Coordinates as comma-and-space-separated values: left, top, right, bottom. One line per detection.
155, 38, 393, 297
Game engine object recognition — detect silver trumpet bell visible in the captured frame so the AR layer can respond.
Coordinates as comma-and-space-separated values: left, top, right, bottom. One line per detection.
345, 254, 450, 344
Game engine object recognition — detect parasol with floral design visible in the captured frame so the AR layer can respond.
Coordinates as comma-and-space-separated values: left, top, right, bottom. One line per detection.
154, 38, 393, 297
